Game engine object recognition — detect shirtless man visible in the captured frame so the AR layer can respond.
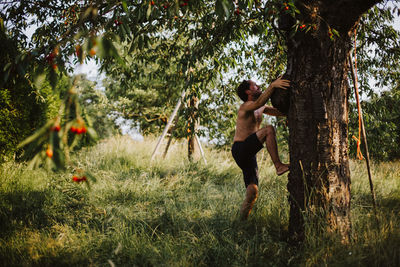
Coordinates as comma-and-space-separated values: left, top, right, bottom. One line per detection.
231, 77, 290, 220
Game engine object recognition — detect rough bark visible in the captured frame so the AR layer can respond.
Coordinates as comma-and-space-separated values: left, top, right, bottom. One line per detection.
281, 0, 384, 242
287, 33, 352, 242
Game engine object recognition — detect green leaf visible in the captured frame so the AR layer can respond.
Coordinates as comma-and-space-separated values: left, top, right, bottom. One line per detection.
84, 171, 97, 183
17, 120, 53, 149
3, 62, 12, 72
34, 73, 46, 89
49, 67, 57, 89
332, 28, 340, 37
215, 0, 225, 19
27, 153, 42, 170
3, 68, 11, 84
82, 6, 93, 20
221, 0, 232, 18
87, 127, 98, 140
122, 0, 129, 14
147, 2, 152, 19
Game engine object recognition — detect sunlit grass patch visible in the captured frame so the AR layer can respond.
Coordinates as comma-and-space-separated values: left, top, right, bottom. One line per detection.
0, 135, 399, 266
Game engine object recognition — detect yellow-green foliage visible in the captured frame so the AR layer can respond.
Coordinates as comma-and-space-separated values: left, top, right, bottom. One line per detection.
0, 135, 399, 266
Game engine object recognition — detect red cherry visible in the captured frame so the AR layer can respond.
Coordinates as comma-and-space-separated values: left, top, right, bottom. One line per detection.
75, 45, 81, 56
72, 175, 79, 182
150, 1, 155, 5
46, 149, 53, 158
52, 125, 61, 132
70, 126, 77, 133
46, 53, 55, 63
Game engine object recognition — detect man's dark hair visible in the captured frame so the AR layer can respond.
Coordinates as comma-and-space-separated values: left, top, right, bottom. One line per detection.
237, 80, 250, 102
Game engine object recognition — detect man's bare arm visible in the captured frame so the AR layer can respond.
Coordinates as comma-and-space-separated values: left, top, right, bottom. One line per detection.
263, 105, 286, 117
242, 77, 290, 112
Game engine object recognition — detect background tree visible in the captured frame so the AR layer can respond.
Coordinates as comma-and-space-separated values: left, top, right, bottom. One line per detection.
75, 74, 120, 143
0, 25, 62, 161
349, 85, 400, 161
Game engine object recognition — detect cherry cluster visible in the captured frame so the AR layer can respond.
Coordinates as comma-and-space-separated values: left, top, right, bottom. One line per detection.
72, 175, 87, 183
114, 19, 123, 26
70, 126, 87, 134
70, 118, 87, 134
283, 2, 289, 11
180, 0, 189, 7
45, 47, 59, 70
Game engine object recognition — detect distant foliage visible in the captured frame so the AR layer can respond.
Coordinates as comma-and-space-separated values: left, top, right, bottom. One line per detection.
75, 75, 120, 147
347, 4, 400, 161
349, 85, 400, 161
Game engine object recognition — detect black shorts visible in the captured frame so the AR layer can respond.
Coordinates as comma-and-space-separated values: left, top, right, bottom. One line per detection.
231, 133, 264, 188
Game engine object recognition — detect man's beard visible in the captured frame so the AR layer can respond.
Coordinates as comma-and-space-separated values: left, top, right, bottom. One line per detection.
252, 91, 262, 100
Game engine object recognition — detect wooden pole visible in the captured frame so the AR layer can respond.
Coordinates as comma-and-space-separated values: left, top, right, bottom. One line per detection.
151, 90, 186, 161
348, 53, 377, 210
195, 134, 207, 164
163, 115, 180, 158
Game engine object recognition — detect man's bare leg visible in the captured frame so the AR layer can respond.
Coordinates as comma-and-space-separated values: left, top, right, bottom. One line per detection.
240, 183, 258, 220
257, 125, 289, 176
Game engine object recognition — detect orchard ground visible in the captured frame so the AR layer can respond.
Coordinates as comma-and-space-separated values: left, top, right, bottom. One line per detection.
0, 135, 399, 266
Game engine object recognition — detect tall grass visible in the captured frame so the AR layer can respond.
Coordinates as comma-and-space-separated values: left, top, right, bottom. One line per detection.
0, 135, 399, 266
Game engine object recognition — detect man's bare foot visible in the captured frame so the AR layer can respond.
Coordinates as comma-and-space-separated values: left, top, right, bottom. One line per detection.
276, 163, 290, 176
240, 184, 258, 220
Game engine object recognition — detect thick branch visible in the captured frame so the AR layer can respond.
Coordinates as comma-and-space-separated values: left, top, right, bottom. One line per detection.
321, 0, 385, 32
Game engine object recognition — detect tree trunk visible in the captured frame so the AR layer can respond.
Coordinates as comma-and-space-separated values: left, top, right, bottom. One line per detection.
287, 33, 352, 242
187, 94, 198, 161
284, 0, 383, 242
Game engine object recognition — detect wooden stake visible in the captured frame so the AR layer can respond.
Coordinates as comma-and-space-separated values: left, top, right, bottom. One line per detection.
151, 90, 186, 161
163, 115, 180, 158
195, 134, 207, 164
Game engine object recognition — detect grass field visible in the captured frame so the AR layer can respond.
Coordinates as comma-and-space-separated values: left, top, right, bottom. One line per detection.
0, 135, 399, 266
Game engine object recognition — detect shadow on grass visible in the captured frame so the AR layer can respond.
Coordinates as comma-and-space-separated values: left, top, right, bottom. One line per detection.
0, 189, 49, 238
106, 207, 294, 266
353, 191, 400, 213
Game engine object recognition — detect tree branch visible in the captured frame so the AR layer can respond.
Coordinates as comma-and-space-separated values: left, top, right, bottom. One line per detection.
321, 0, 385, 32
